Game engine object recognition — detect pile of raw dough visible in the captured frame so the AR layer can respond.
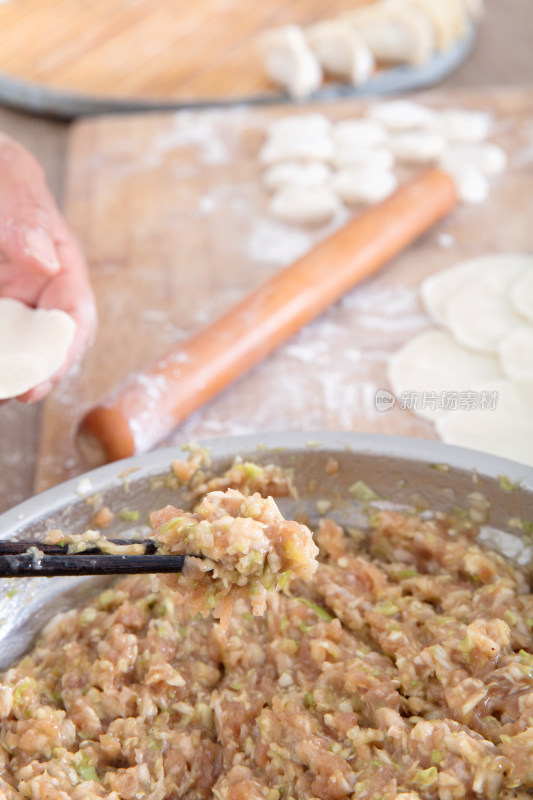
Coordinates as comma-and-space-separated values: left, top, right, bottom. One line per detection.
260, 102, 506, 226
388, 254, 533, 466
0, 298, 75, 400
261, 0, 484, 99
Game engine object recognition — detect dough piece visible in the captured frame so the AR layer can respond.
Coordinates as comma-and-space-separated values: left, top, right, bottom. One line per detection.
421, 255, 499, 325
334, 145, 395, 170
0, 298, 75, 400
421, 254, 533, 326
368, 99, 439, 131
438, 108, 492, 142
259, 135, 335, 165
307, 21, 375, 85
436, 379, 533, 467
498, 325, 533, 381
509, 267, 533, 325
388, 330, 502, 421
342, 0, 435, 66
261, 25, 323, 99
332, 166, 398, 205
267, 113, 332, 141
442, 162, 490, 205
406, 0, 462, 51
333, 118, 388, 147
443, 258, 530, 353
262, 161, 331, 192
389, 131, 447, 163
440, 142, 507, 176
268, 184, 343, 225
432, 0, 470, 39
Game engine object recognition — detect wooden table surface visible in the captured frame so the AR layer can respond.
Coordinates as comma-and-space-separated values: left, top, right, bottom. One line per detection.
1, 0, 532, 514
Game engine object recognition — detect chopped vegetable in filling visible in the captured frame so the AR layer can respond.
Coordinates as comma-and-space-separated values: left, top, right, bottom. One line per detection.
150, 489, 319, 630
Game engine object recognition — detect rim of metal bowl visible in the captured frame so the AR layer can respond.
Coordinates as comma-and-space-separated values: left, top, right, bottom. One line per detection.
1, 431, 532, 535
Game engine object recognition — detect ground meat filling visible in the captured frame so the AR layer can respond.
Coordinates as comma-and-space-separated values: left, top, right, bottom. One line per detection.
1, 472, 533, 800
151, 489, 319, 630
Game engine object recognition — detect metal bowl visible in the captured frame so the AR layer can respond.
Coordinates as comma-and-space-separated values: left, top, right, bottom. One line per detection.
0, 431, 532, 670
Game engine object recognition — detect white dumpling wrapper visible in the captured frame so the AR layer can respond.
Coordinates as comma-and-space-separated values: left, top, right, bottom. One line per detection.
440, 142, 507, 176
498, 325, 533, 381
262, 161, 331, 192
509, 269, 533, 325
438, 108, 492, 142
307, 21, 375, 85
342, 0, 435, 66
268, 184, 343, 225
261, 25, 322, 99
0, 298, 75, 400
259, 135, 335, 165
387, 329, 502, 421
334, 145, 395, 171
333, 118, 388, 147
406, 0, 464, 51
431, 0, 470, 39
436, 379, 533, 467
420, 255, 510, 325
443, 258, 530, 353
441, 161, 490, 204
267, 113, 332, 141
332, 166, 398, 205
368, 99, 440, 131
390, 131, 447, 163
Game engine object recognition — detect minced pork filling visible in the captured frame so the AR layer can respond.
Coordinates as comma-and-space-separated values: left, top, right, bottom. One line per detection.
150, 488, 319, 630
0, 466, 532, 800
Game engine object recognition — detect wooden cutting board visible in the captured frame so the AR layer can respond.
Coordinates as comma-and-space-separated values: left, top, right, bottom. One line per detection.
36, 88, 533, 490
0, 0, 474, 116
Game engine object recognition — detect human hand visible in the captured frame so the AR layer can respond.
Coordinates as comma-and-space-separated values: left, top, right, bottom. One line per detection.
0, 133, 97, 403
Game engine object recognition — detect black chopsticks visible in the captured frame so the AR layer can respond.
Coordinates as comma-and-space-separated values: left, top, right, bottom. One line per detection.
0, 540, 189, 578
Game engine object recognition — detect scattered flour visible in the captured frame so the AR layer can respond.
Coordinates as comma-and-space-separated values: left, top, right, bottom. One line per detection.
246, 218, 313, 265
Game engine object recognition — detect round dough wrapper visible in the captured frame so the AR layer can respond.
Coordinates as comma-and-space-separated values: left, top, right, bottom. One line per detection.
388, 329, 502, 421
436, 379, 533, 467
259, 135, 335, 165
0, 298, 75, 399
333, 118, 388, 147
307, 22, 375, 85
509, 269, 533, 325
261, 25, 322, 99
498, 325, 533, 381
438, 108, 492, 142
332, 166, 397, 205
333, 145, 395, 171
262, 161, 331, 191
407, 0, 462, 51
268, 184, 343, 225
267, 113, 332, 140
444, 257, 530, 353
440, 142, 508, 177
343, 2, 435, 66
443, 163, 489, 205
421, 254, 533, 326
368, 100, 439, 131
390, 131, 447, 163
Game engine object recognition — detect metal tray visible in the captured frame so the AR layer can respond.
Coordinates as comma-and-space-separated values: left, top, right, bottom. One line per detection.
0, 26, 475, 119
0, 431, 532, 670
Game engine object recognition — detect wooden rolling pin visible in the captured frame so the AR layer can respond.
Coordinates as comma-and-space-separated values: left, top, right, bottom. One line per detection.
77, 168, 457, 465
